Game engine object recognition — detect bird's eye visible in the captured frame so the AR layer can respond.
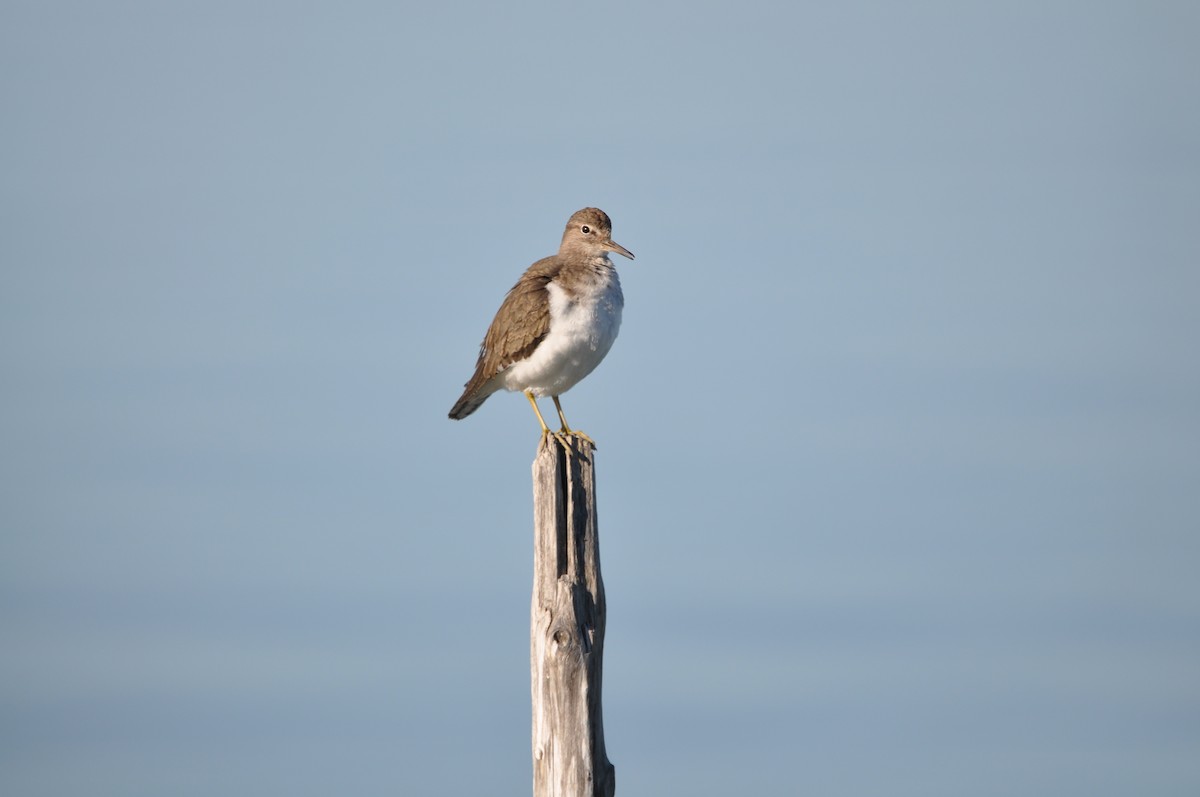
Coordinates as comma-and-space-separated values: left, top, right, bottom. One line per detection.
581, 225, 591, 234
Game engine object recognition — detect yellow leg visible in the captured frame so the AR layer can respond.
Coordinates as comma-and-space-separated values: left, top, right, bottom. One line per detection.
525, 390, 553, 433
552, 396, 596, 448
527, 391, 571, 451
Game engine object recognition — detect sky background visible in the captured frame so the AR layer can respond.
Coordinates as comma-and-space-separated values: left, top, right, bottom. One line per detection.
2, 1, 1198, 795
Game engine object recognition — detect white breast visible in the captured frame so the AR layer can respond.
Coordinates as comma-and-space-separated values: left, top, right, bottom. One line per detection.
499, 269, 623, 397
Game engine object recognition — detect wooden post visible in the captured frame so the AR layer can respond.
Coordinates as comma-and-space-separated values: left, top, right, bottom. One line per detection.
530, 436, 615, 797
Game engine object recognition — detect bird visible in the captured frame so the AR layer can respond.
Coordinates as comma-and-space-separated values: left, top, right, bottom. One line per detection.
449, 207, 634, 448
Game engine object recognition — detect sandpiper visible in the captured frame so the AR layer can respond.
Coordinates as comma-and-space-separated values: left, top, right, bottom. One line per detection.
449, 208, 634, 447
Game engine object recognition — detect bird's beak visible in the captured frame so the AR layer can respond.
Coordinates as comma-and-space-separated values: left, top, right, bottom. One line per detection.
604, 239, 635, 260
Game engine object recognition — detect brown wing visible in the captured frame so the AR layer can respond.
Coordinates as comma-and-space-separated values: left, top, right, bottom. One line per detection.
448, 257, 559, 419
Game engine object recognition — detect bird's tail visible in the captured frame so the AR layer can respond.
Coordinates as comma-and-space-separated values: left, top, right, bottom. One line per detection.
448, 387, 491, 420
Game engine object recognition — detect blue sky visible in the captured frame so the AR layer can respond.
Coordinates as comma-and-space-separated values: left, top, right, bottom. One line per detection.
3, 2, 1198, 795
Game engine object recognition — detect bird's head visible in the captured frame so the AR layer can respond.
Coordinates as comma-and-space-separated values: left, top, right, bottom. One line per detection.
560, 207, 634, 261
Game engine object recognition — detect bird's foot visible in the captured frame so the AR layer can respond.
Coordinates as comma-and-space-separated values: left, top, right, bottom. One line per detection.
540, 428, 573, 453
539, 428, 594, 453
560, 427, 596, 450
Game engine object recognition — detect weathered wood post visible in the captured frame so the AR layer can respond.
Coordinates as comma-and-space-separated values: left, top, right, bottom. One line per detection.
530, 435, 615, 797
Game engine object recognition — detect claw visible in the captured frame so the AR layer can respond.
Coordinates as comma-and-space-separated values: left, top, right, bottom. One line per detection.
562, 428, 596, 449
538, 427, 573, 453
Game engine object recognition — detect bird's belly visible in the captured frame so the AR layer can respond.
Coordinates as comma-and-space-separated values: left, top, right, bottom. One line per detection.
498, 280, 622, 396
